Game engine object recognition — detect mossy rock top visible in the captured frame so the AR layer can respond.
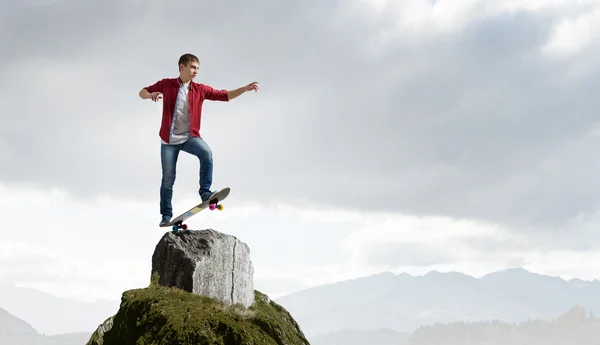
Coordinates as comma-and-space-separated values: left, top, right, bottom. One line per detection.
86, 281, 309, 345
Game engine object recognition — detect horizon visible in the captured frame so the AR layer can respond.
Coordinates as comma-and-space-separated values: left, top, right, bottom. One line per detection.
4, 260, 600, 340
2, 265, 599, 305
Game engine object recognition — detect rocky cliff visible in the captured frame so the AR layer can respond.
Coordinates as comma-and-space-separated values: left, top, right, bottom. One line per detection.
86, 229, 309, 345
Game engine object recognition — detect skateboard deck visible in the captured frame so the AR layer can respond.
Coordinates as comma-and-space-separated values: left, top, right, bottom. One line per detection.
160, 187, 230, 232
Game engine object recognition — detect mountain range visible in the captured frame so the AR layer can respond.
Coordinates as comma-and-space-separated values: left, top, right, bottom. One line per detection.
0, 279, 118, 335
274, 267, 600, 338
0, 305, 90, 345
2, 267, 600, 344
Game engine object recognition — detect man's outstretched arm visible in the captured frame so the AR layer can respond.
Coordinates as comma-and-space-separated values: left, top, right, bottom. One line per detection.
139, 88, 162, 102
227, 82, 259, 100
204, 82, 259, 101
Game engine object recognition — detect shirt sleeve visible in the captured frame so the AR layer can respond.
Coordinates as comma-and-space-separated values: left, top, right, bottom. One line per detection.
145, 78, 167, 93
202, 84, 229, 101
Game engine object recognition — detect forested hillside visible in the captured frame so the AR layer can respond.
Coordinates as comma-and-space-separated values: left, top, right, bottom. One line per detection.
406, 306, 599, 345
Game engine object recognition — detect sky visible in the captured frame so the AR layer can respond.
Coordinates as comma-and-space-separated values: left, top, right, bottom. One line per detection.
2, 0, 600, 303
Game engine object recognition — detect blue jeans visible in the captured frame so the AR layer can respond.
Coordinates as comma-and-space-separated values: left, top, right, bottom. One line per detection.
160, 137, 213, 218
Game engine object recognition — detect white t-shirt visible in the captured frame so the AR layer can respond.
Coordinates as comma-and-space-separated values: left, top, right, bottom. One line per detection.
162, 81, 191, 145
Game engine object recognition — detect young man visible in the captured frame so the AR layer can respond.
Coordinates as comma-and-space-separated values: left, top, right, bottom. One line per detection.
139, 53, 259, 226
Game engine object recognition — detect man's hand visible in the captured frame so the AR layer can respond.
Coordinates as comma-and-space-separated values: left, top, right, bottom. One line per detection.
243, 82, 259, 92
150, 92, 163, 102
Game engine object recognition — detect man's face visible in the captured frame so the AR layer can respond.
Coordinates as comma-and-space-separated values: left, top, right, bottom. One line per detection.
180, 61, 200, 80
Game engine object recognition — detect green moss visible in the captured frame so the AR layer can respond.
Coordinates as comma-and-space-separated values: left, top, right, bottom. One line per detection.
86, 284, 309, 345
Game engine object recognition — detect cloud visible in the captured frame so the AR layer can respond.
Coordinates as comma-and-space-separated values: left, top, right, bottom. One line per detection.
338, 209, 600, 277
4, 180, 600, 302
0, 182, 361, 301
542, 5, 600, 59
2, 0, 600, 238
340, 214, 518, 268
0, 240, 147, 302
256, 209, 600, 292
0, 183, 160, 302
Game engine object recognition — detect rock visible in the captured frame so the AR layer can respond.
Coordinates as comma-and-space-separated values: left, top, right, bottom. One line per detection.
86, 228, 309, 345
86, 286, 311, 345
151, 229, 254, 308
86, 316, 113, 345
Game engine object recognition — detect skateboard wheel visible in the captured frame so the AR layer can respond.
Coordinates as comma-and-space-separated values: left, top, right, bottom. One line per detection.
182, 224, 188, 230
172, 225, 178, 232
209, 204, 216, 210
217, 204, 223, 211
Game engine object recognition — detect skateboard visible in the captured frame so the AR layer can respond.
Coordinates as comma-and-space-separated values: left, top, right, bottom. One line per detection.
160, 187, 231, 232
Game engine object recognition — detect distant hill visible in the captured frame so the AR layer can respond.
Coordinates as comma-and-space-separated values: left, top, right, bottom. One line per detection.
0, 306, 37, 335
4, 266, 600, 343
0, 280, 119, 335
311, 328, 410, 345
275, 267, 600, 338
313, 305, 600, 345
0, 305, 90, 345
0, 332, 91, 345
406, 305, 600, 345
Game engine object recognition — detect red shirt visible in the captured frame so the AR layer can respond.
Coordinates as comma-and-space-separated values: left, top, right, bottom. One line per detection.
145, 77, 229, 143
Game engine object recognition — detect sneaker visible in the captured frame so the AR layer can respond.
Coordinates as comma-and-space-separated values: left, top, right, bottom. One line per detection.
159, 215, 171, 226
201, 190, 219, 202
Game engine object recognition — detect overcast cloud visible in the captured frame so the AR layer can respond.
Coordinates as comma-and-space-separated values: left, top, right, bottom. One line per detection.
2, 0, 600, 309
3, 0, 600, 232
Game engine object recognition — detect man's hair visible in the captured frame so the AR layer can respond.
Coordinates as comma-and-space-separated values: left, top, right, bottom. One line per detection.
178, 53, 199, 67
